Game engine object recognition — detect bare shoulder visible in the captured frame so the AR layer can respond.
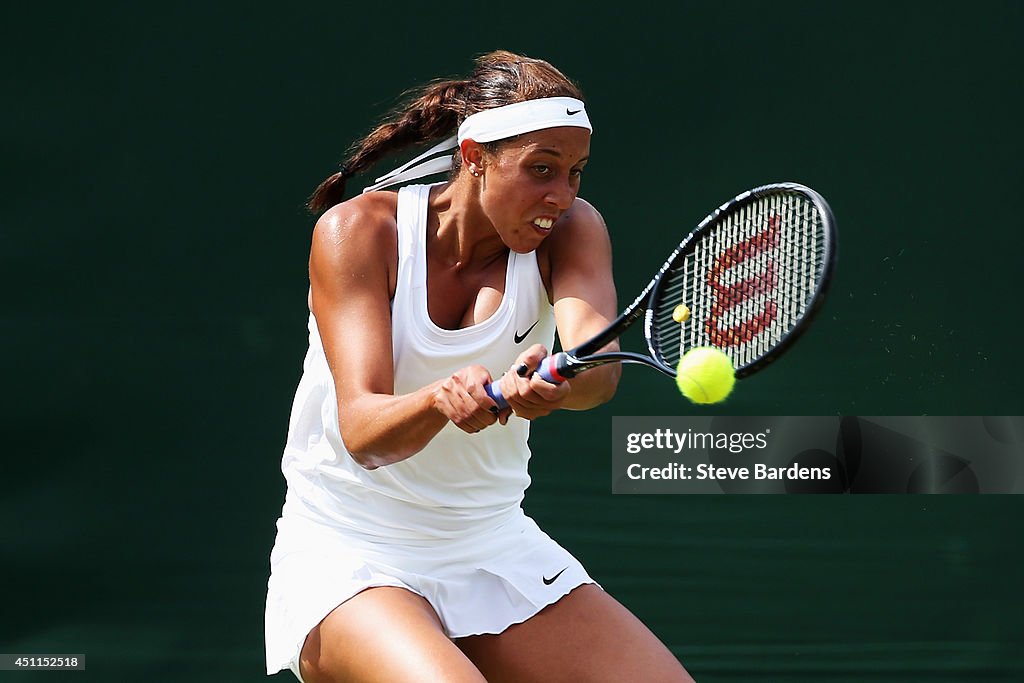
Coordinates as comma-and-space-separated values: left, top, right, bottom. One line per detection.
309, 191, 401, 300
538, 197, 612, 292
311, 191, 399, 257
551, 197, 608, 244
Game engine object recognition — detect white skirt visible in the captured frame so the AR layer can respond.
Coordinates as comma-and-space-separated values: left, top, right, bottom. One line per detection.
264, 496, 596, 679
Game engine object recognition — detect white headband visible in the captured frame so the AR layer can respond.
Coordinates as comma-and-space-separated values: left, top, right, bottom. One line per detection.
457, 96, 592, 144
363, 97, 592, 193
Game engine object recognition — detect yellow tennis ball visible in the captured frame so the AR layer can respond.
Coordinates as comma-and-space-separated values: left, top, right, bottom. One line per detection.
672, 304, 690, 323
675, 347, 736, 404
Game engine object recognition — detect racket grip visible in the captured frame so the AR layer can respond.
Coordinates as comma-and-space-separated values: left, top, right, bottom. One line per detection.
484, 353, 568, 411
484, 381, 509, 411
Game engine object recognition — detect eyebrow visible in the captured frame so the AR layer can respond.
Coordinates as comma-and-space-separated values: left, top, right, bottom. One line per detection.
530, 147, 590, 164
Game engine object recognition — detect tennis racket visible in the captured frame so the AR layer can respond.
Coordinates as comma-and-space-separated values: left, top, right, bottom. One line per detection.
485, 182, 837, 408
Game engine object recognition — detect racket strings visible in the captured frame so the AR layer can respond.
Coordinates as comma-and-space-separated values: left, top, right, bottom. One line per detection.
651, 192, 827, 370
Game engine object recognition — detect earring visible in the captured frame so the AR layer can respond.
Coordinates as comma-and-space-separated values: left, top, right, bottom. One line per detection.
471, 168, 481, 177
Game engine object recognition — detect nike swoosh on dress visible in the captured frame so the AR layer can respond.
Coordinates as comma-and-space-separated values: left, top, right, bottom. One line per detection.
542, 567, 568, 585
514, 321, 540, 344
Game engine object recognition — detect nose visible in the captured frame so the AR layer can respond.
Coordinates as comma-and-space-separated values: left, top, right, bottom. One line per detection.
544, 178, 577, 211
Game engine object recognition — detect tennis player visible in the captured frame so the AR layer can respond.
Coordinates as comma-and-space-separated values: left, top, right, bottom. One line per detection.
265, 50, 695, 683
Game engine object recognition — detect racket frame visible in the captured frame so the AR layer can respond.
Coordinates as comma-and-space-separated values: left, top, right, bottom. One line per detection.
645, 182, 837, 378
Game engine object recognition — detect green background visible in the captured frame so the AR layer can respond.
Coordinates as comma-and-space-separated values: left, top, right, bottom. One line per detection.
3, 1, 1022, 681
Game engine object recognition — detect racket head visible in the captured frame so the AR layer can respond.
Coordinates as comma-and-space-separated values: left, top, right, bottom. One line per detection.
645, 183, 836, 378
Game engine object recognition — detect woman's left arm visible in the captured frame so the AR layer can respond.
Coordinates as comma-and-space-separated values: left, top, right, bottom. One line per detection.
544, 198, 622, 410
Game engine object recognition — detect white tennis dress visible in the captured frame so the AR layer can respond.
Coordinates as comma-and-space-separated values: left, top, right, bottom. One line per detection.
265, 183, 595, 680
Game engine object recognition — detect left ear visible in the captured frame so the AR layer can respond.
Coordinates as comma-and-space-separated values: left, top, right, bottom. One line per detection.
460, 139, 486, 176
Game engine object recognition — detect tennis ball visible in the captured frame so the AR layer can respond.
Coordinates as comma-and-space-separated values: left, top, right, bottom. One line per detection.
675, 347, 735, 404
672, 304, 690, 323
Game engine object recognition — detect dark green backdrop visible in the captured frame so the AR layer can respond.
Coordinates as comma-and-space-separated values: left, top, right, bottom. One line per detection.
3, 2, 1022, 681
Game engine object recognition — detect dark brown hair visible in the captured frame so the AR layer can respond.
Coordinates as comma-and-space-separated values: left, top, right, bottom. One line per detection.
307, 50, 584, 215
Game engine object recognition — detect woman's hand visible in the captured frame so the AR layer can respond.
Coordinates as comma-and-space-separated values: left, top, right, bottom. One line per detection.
496, 344, 572, 423
432, 365, 501, 434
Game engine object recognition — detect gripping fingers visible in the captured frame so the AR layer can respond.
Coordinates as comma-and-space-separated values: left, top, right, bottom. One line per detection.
499, 354, 570, 420
436, 370, 498, 434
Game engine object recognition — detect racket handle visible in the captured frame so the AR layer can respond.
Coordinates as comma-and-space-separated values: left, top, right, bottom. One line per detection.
484, 353, 569, 411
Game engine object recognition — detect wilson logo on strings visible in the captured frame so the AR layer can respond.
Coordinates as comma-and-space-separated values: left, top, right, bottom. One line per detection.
705, 215, 781, 347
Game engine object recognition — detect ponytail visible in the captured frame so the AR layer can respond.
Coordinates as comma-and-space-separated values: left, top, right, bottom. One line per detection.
307, 79, 469, 215
306, 166, 353, 217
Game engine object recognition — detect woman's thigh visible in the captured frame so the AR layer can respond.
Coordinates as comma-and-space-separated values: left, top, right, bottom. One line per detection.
299, 586, 486, 683
455, 584, 695, 683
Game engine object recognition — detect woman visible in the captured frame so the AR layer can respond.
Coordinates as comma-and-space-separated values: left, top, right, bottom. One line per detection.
265, 50, 695, 683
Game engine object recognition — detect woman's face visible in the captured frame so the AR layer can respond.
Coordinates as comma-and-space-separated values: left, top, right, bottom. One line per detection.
476, 126, 591, 253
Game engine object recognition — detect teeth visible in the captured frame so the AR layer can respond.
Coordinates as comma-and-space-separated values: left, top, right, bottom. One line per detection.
534, 218, 554, 229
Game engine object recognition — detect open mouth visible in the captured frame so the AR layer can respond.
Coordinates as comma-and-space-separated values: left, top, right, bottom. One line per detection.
532, 217, 555, 231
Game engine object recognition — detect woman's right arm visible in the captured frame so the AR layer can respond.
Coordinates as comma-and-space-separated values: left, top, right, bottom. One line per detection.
308, 197, 498, 470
